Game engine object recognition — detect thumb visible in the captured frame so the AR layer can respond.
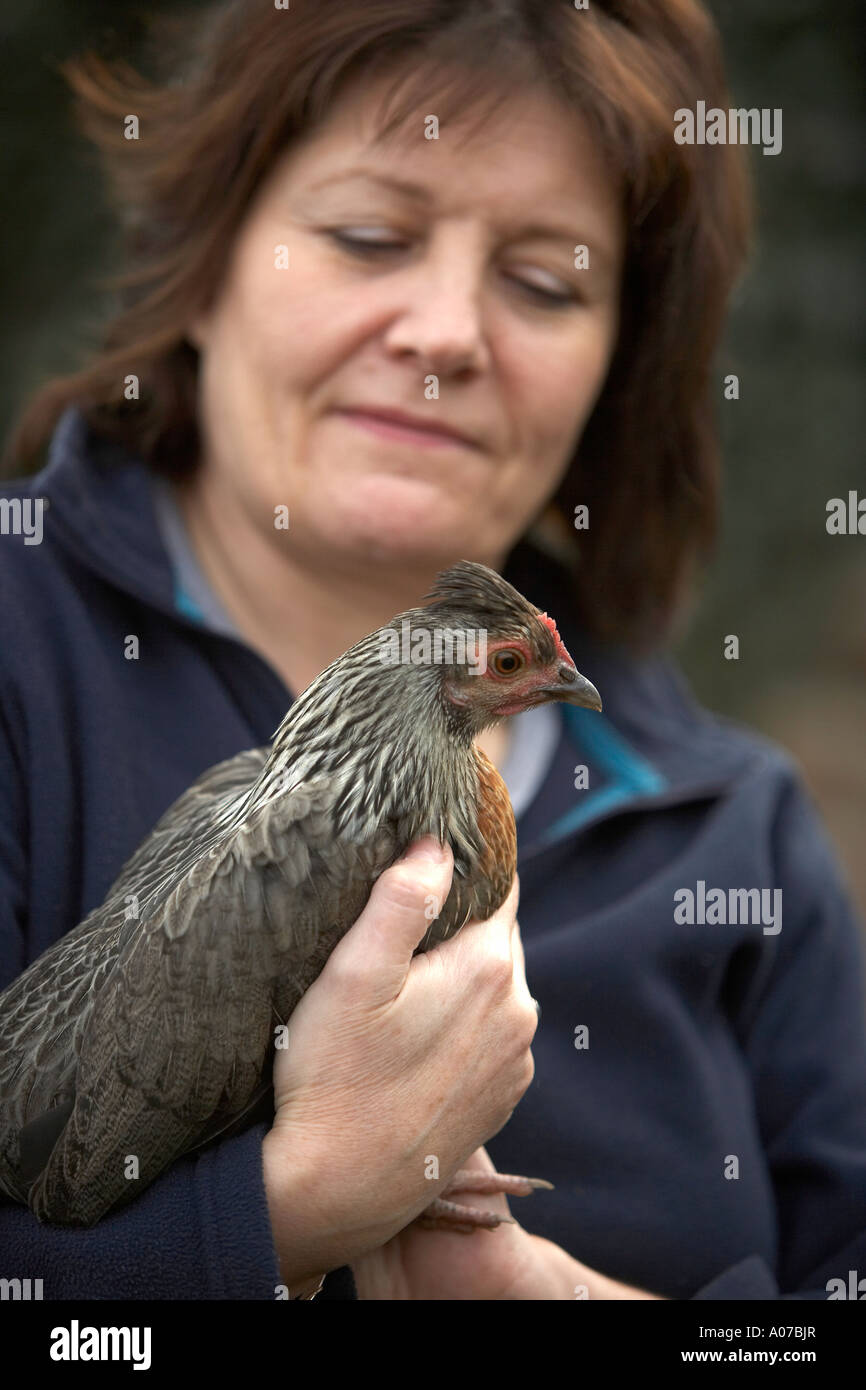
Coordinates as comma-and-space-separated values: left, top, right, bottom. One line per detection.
329, 835, 455, 1006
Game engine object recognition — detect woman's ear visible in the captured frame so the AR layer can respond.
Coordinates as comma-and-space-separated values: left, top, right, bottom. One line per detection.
185, 311, 210, 352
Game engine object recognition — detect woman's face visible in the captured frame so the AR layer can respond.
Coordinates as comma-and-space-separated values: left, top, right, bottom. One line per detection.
188, 74, 625, 575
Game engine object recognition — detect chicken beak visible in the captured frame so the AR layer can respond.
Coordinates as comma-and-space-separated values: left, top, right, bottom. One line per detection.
539, 665, 603, 712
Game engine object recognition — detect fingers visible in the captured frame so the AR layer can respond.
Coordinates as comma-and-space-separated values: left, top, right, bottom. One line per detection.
458, 871, 520, 948
327, 850, 531, 1025
327, 836, 455, 1005
478, 875, 533, 1015
511, 915, 529, 987
510, 923, 535, 1018
460, 873, 524, 964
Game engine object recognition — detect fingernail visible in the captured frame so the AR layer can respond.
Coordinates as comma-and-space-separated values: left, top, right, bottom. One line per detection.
398, 835, 448, 864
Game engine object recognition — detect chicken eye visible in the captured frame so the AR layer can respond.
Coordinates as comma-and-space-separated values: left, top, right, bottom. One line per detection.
490, 649, 525, 677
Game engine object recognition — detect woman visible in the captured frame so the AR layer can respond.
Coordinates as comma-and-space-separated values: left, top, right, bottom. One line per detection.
1, 0, 864, 1301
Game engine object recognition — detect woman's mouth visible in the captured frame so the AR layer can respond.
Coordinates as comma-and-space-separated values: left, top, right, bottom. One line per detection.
332, 408, 479, 451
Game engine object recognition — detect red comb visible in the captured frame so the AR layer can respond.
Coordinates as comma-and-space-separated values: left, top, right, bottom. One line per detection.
538, 612, 572, 663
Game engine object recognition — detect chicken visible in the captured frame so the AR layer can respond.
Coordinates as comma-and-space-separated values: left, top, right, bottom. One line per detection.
0, 560, 602, 1229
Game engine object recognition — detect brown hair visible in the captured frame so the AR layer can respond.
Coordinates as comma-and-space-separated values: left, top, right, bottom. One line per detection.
2, 0, 752, 652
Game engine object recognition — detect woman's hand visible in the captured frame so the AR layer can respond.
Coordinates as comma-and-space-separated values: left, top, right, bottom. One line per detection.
351, 1147, 668, 1300
262, 836, 538, 1292
351, 1144, 548, 1300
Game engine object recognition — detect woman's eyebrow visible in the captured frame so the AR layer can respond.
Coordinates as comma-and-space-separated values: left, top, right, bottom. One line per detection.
307, 168, 433, 203
304, 167, 611, 260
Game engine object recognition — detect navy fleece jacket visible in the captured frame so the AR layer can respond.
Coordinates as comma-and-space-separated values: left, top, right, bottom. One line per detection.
1, 406, 865, 1300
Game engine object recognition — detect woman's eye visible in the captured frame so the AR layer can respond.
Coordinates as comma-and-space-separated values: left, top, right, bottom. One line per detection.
514, 279, 576, 307
328, 231, 577, 307
328, 230, 406, 254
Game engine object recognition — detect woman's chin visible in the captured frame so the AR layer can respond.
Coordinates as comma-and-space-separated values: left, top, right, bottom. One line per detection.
307, 494, 492, 567
302, 512, 485, 572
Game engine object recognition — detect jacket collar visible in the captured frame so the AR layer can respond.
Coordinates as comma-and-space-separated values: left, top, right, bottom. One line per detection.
38, 405, 178, 619
32, 406, 763, 824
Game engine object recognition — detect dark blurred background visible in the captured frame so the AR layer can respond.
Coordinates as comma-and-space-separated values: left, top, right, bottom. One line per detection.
1, 1, 864, 909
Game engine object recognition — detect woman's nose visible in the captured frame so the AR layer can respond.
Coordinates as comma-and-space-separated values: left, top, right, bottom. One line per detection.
384, 242, 491, 375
